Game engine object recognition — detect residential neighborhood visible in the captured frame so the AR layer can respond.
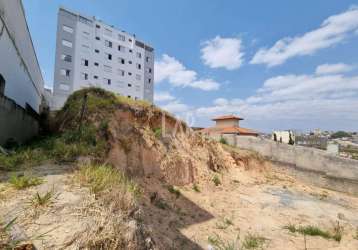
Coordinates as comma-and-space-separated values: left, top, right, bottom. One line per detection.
1, 1, 358, 249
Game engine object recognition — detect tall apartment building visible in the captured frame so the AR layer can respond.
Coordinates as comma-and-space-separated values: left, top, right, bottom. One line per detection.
52, 7, 154, 110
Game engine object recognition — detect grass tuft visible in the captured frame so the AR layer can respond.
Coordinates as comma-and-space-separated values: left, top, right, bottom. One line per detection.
219, 137, 228, 145
167, 185, 181, 198
242, 233, 266, 249
192, 183, 200, 192
75, 163, 141, 197
212, 175, 221, 186
30, 189, 54, 207
208, 233, 239, 250
9, 175, 43, 189
153, 128, 162, 138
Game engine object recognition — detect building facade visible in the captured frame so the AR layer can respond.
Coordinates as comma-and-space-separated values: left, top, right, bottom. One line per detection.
52, 7, 154, 110
0, 0, 45, 145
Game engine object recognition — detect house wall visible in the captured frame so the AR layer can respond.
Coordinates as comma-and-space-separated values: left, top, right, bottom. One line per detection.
215, 119, 239, 128
236, 136, 358, 195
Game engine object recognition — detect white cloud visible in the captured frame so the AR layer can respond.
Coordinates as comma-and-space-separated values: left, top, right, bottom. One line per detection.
251, 6, 358, 67
315, 63, 354, 75
155, 54, 219, 91
201, 36, 244, 70
193, 68, 358, 131
161, 100, 190, 113
154, 91, 176, 102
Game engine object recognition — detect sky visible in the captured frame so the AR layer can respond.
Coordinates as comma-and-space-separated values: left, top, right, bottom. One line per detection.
23, 0, 358, 132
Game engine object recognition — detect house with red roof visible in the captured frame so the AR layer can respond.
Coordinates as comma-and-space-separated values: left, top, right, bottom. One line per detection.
200, 115, 259, 137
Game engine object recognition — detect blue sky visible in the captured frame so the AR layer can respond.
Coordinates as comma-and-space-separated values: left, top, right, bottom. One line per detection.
23, 0, 358, 132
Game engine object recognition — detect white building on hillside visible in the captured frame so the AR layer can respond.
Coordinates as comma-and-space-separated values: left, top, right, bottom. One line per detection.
52, 7, 154, 110
272, 130, 295, 144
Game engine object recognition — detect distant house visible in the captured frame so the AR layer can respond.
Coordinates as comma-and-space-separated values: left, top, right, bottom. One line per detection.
201, 115, 259, 137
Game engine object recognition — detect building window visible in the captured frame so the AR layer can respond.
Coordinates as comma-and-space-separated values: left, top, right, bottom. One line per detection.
0, 74, 5, 95
94, 75, 98, 79
62, 25, 74, 33
135, 74, 141, 80
81, 59, 89, 66
148, 78, 152, 83
81, 73, 88, 80
118, 34, 125, 41
60, 69, 70, 77
118, 69, 125, 76
62, 40, 72, 48
118, 57, 125, 64
128, 72, 132, 76
94, 62, 99, 66
61, 54, 72, 62
104, 65, 112, 72
128, 38, 132, 42
96, 24, 101, 29
95, 49, 100, 53
146, 56, 150, 62
105, 53, 112, 60
104, 78, 111, 85
129, 49, 133, 53
148, 68, 152, 73
128, 84, 132, 87
105, 40, 112, 48
95, 36, 100, 40
79, 16, 92, 25
118, 45, 125, 52
136, 63, 141, 70
136, 52, 142, 58
128, 60, 132, 64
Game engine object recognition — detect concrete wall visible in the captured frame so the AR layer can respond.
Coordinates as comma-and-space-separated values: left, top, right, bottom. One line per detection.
236, 136, 358, 195
0, 95, 39, 145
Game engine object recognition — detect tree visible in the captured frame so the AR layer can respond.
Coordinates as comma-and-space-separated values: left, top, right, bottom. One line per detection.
289, 133, 295, 145
331, 131, 352, 139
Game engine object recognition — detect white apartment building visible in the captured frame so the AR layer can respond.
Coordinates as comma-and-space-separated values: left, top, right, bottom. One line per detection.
0, 0, 45, 145
52, 7, 154, 110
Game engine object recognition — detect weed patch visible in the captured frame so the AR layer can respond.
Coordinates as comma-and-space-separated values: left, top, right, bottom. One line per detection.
30, 189, 54, 207
167, 185, 181, 198
9, 175, 43, 189
284, 223, 343, 242
242, 233, 266, 249
192, 183, 200, 192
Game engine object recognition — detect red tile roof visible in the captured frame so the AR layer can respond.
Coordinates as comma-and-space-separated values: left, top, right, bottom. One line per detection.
201, 126, 258, 136
212, 115, 244, 121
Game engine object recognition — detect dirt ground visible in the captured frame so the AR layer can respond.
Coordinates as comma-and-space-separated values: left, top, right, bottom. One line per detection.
1, 163, 358, 250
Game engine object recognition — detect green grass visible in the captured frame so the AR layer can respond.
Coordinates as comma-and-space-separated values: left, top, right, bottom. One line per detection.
216, 217, 234, 230
0, 217, 19, 248
30, 190, 54, 207
76, 163, 141, 197
242, 233, 266, 249
167, 185, 181, 198
192, 183, 200, 192
208, 234, 239, 250
219, 137, 228, 145
153, 128, 162, 138
284, 224, 343, 242
9, 175, 43, 189
212, 175, 221, 186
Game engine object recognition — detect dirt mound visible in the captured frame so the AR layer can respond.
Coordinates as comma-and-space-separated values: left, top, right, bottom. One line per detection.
54, 88, 249, 185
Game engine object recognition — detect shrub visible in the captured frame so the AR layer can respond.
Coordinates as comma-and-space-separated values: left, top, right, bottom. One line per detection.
208, 234, 239, 250
30, 190, 54, 207
9, 175, 43, 189
153, 128, 162, 138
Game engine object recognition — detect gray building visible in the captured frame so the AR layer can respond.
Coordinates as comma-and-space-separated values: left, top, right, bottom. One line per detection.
52, 7, 154, 110
0, 0, 45, 145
